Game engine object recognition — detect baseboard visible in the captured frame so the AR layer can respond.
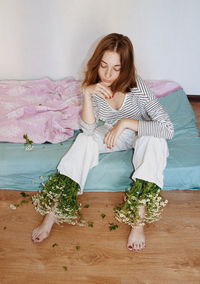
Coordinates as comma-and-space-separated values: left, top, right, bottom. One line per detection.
187, 95, 200, 102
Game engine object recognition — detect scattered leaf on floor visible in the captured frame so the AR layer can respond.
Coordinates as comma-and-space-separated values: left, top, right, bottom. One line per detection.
20, 192, 30, 198
101, 213, 106, 219
108, 223, 119, 231
88, 221, 94, 228
83, 204, 90, 208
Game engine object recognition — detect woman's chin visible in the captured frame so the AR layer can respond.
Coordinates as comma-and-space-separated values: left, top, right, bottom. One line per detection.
102, 81, 112, 87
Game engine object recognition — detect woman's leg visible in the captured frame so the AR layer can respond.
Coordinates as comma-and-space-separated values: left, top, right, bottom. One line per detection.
32, 130, 107, 243
32, 174, 80, 242
115, 136, 169, 251
32, 212, 56, 243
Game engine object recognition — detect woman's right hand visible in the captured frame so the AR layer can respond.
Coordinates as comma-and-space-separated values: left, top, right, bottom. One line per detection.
82, 83, 113, 100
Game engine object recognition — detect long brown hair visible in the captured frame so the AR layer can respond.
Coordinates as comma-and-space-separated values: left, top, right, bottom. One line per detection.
82, 33, 137, 93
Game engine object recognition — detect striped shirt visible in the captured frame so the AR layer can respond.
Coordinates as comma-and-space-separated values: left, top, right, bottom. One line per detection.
80, 75, 174, 139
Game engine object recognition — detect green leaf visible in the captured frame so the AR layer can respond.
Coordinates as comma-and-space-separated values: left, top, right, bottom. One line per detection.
23, 134, 33, 145
75, 245, 80, 250
20, 200, 29, 205
63, 266, 68, 271
83, 204, 90, 208
108, 223, 118, 231
20, 192, 30, 198
88, 221, 94, 228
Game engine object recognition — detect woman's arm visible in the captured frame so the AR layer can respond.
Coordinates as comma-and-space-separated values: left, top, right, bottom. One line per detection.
81, 87, 96, 124
133, 76, 174, 140
80, 83, 113, 134
104, 118, 138, 149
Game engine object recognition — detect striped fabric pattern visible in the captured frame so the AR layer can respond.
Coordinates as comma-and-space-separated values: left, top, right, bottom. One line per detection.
80, 75, 174, 139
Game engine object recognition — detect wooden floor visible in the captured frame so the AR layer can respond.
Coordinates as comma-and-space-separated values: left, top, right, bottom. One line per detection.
1, 190, 200, 284
0, 99, 200, 284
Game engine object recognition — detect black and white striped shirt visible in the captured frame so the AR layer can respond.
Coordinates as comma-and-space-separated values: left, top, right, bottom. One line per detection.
80, 75, 174, 139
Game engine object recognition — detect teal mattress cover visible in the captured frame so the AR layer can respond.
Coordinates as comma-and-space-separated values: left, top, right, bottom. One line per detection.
1, 89, 200, 191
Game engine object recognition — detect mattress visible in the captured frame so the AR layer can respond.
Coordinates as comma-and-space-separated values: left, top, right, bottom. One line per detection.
1, 89, 200, 191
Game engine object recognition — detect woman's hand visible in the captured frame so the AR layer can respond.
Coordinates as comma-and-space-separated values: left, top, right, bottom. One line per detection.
104, 118, 139, 149
104, 120, 125, 149
82, 83, 113, 99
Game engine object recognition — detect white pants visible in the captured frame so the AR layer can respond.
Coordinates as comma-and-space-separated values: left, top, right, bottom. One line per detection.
57, 124, 169, 194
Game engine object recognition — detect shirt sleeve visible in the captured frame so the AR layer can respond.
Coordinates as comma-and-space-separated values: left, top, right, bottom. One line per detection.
79, 95, 99, 135
79, 118, 97, 135
135, 76, 174, 139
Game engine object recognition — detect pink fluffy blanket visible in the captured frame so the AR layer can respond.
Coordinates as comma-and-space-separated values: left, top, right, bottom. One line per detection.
0, 77, 81, 143
0, 77, 181, 144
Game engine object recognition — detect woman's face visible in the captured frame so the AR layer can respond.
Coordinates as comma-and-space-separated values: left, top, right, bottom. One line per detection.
98, 51, 121, 87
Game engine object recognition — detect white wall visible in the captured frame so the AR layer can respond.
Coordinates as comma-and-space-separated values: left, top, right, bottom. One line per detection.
0, 0, 199, 94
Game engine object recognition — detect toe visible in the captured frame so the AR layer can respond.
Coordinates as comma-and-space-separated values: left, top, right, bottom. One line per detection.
133, 243, 138, 251
127, 245, 133, 251
32, 230, 39, 240
142, 242, 146, 249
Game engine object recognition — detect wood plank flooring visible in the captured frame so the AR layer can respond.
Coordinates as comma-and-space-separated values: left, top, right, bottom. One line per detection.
1, 190, 200, 284
0, 99, 200, 284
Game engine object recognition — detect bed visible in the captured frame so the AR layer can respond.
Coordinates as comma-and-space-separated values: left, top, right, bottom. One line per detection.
0, 79, 200, 192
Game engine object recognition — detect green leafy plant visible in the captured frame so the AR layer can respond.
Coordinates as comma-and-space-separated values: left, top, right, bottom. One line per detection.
32, 173, 85, 225
114, 179, 168, 227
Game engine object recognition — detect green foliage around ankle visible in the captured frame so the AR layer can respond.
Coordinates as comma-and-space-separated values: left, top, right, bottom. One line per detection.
32, 173, 85, 225
114, 179, 168, 227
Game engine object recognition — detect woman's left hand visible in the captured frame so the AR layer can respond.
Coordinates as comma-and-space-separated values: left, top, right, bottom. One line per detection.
104, 120, 125, 149
104, 118, 139, 149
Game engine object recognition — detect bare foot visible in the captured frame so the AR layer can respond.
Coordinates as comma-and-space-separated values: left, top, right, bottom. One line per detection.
32, 212, 56, 243
127, 225, 145, 251
127, 204, 146, 251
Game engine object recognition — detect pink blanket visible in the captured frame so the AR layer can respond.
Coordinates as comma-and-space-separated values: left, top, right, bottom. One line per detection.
0, 77, 181, 144
146, 80, 182, 97
0, 77, 81, 143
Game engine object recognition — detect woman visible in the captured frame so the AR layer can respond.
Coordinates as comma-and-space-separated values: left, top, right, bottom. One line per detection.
32, 33, 174, 251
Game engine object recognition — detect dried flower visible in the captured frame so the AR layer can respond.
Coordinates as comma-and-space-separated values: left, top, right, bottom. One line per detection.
9, 204, 17, 210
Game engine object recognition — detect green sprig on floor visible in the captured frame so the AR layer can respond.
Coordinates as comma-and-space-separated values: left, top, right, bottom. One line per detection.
108, 223, 118, 231
101, 213, 106, 219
